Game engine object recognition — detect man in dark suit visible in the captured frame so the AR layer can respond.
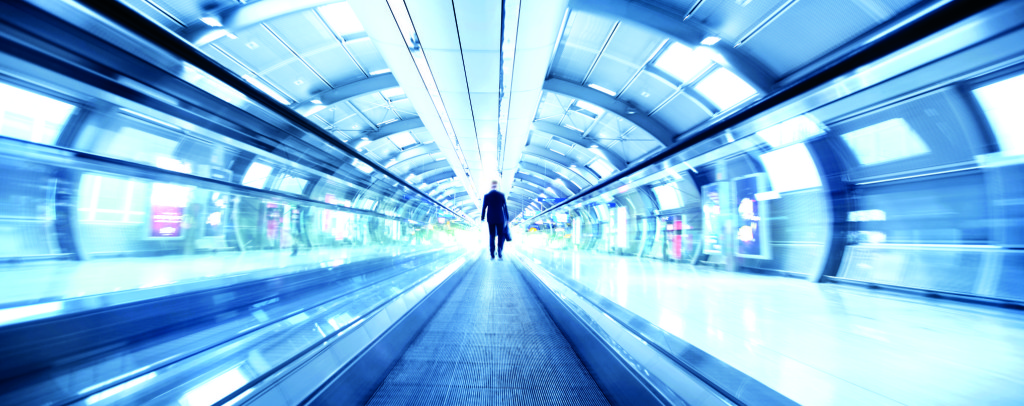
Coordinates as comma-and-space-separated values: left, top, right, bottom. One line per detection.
480, 180, 509, 260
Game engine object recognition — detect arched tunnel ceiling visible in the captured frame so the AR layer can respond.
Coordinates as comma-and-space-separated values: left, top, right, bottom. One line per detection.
130, 0, 935, 221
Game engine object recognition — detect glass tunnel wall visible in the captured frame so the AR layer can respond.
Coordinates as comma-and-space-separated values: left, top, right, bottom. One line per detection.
519, 45, 1024, 304
0, 60, 472, 310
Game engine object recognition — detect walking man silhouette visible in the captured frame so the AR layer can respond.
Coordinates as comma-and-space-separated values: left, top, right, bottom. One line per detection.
480, 180, 509, 260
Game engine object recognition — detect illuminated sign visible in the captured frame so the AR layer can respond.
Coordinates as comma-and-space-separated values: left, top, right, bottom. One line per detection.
701, 182, 724, 254
150, 183, 189, 237
734, 173, 771, 259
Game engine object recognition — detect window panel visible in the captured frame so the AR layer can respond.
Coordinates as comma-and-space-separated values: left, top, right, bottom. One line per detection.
759, 143, 822, 193
652, 42, 712, 85
693, 68, 757, 110
840, 118, 930, 166
0, 82, 75, 145
973, 73, 1024, 156
242, 162, 274, 189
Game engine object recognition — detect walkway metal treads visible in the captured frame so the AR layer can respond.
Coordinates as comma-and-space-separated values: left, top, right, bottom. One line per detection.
366, 259, 609, 405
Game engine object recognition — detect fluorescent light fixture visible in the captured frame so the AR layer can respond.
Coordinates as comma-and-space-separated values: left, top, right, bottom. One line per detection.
683, 162, 697, 173
693, 68, 757, 110
311, 99, 323, 105
754, 191, 781, 201
587, 83, 617, 96
757, 114, 826, 148
318, 2, 365, 36
759, 143, 822, 193
355, 139, 371, 150
241, 74, 290, 105
389, 131, 417, 148
972, 73, 1024, 156
564, 124, 584, 132
200, 16, 222, 27
588, 159, 615, 178
701, 36, 721, 46
369, 69, 391, 75
301, 104, 327, 117
386, 159, 397, 167
277, 175, 307, 194
549, 148, 565, 156
652, 184, 682, 210
241, 162, 273, 189
840, 118, 929, 166
381, 87, 405, 100
154, 157, 193, 174
653, 42, 712, 84
574, 100, 605, 116
180, 368, 248, 406
352, 159, 374, 173
0, 301, 64, 325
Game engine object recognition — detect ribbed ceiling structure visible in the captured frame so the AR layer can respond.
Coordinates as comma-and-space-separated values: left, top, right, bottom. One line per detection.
125, 0, 928, 220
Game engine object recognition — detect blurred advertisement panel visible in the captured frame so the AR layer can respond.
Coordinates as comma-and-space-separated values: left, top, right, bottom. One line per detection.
701, 183, 724, 254
150, 183, 189, 237
734, 173, 771, 259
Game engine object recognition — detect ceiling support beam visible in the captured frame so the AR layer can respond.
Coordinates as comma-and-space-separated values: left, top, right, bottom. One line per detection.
515, 173, 571, 198
294, 74, 399, 114
186, 0, 339, 46
518, 161, 590, 190
566, 0, 774, 94
531, 121, 626, 169
543, 78, 675, 146
364, 118, 424, 142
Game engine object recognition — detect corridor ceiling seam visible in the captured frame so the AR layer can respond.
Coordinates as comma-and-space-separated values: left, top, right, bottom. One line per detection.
69, 0, 470, 223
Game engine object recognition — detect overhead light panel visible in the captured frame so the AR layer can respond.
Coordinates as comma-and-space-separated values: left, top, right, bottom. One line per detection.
757, 115, 826, 148
319, 2, 365, 37
381, 87, 405, 100
693, 68, 757, 110
574, 100, 605, 116
652, 42, 712, 85
300, 104, 327, 117
352, 159, 374, 174
199, 16, 222, 27
700, 36, 721, 46
587, 83, 617, 96
369, 69, 391, 75
390, 131, 417, 149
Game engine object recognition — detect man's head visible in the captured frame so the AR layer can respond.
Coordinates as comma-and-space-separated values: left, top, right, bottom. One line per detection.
490, 180, 498, 190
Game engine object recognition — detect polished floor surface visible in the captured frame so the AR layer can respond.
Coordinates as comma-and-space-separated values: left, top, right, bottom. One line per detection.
516, 245, 1024, 406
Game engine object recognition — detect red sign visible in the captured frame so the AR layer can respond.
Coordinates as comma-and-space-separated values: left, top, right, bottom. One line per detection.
151, 205, 184, 237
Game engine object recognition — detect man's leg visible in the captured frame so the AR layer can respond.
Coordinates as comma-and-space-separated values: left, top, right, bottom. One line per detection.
488, 222, 497, 259
497, 225, 505, 258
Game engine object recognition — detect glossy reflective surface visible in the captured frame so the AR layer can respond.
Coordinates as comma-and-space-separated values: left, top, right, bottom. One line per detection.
518, 245, 1024, 405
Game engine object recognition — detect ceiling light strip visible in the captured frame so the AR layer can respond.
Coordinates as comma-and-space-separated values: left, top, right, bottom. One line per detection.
498, 0, 522, 175
386, 0, 469, 175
